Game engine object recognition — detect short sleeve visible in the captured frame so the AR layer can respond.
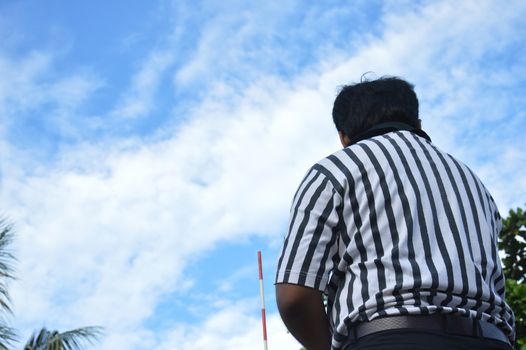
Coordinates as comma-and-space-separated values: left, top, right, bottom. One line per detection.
275, 168, 341, 293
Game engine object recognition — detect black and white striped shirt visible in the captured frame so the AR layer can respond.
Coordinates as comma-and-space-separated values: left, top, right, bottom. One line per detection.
275, 129, 515, 349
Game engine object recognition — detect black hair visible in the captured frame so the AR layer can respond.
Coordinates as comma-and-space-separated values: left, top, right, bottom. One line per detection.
332, 76, 419, 138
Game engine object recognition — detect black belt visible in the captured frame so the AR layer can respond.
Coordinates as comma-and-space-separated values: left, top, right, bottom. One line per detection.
348, 314, 510, 345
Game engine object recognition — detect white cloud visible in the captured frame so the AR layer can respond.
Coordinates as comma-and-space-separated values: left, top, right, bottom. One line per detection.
1, 0, 525, 349
155, 299, 300, 350
0, 49, 102, 143
111, 50, 175, 119
0, 51, 53, 116
3, 74, 337, 348
173, 1, 298, 86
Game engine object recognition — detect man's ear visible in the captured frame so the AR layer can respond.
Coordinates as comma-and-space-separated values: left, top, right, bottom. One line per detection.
339, 131, 351, 147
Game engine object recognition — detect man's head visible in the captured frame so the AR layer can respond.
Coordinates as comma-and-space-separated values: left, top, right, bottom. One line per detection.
332, 77, 420, 146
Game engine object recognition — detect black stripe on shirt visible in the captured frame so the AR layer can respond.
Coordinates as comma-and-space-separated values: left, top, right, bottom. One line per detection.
344, 147, 388, 316
373, 136, 423, 306
412, 134, 467, 306
359, 142, 406, 312
326, 154, 366, 318
297, 192, 336, 286
276, 170, 321, 279
400, 133, 453, 299
283, 176, 330, 282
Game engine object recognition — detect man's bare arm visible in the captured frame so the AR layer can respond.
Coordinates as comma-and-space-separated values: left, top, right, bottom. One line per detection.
276, 283, 331, 350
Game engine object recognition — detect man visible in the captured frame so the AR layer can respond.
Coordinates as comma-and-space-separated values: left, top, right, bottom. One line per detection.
275, 77, 515, 350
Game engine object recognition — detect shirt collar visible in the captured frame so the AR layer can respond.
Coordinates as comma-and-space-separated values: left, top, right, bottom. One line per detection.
346, 121, 432, 146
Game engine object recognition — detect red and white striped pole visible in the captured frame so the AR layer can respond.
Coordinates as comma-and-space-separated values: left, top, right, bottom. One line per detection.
258, 250, 268, 350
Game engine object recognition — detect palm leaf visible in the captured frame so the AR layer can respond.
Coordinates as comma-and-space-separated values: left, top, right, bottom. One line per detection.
24, 326, 103, 350
0, 218, 16, 315
0, 218, 17, 349
0, 325, 17, 350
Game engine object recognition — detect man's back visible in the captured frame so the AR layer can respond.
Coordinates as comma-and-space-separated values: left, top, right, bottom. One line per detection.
276, 130, 514, 349
275, 77, 514, 350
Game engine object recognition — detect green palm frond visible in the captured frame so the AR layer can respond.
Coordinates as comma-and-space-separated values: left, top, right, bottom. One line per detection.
0, 325, 17, 350
0, 218, 17, 349
24, 326, 104, 350
1, 218, 103, 350
0, 218, 16, 315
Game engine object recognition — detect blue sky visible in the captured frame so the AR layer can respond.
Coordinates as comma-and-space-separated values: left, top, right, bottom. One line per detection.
1, 1, 525, 349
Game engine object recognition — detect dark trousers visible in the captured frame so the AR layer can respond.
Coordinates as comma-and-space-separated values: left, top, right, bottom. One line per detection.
345, 329, 513, 350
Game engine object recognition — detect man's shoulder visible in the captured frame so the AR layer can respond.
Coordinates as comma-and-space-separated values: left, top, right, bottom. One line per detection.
308, 130, 436, 188
312, 147, 350, 174
312, 131, 411, 171
302, 148, 350, 195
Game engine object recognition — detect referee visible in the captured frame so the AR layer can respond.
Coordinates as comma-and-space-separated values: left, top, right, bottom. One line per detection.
275, 77, 515, 350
